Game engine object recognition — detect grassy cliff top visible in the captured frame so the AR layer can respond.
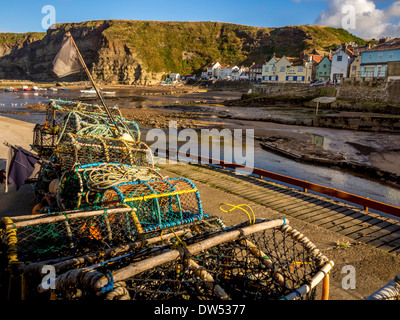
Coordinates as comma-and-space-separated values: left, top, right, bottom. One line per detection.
0, 32, 46, 45
0, 20, 366, 76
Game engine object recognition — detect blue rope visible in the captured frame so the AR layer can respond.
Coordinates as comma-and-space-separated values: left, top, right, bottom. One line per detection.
101, 272, 114, 294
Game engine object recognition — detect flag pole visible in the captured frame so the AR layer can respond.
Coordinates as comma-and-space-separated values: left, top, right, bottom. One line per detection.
66, 32, 121, 136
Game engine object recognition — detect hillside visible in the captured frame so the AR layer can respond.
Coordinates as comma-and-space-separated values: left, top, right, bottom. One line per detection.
0, 32, 45, 57
0, 20, 366, 84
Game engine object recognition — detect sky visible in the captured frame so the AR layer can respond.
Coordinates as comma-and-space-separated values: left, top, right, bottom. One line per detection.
0, 0, 399, 39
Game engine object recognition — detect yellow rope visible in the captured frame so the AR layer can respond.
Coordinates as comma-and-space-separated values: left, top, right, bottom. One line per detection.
124, 189, 198, 203
0, 217, 19, 264
219, 203, 256, 225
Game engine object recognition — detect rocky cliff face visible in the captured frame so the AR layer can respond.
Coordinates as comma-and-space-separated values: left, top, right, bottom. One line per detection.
0, 20, 366, 84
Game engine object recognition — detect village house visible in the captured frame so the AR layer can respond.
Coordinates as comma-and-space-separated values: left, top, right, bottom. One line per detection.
271, 56, 312, 83
360, 38, 400, 79
300, 50, 323, 81
169, 73, 180, 81
330, 46, 355, 84
249, 63, 263, 82
214, 65, 240, 80
349, 55, 362, 78
261, 56, 280, 82
315, 56, 332, 82
201, 62, 221, 79
239, 67, 250, 80
230, 66, 246, 81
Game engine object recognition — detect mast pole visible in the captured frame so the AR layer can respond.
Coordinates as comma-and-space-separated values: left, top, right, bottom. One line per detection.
66, 32, 121, 136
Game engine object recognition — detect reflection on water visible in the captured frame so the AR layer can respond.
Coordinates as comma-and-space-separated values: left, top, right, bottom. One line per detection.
1, 90, 400, 212
309, 133, 325, 148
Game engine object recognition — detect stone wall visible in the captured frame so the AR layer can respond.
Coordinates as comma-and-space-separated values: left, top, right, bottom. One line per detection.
252, 83, 321, 98
337, 78, 400, 104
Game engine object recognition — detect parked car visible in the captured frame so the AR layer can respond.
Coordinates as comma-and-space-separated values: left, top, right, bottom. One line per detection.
309, 80, 327, 87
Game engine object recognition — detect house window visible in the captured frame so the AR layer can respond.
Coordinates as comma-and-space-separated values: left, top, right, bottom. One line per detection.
265, 67, 269, 72
378, 54, 383, 60
298, 67, 303, 72
288, 76, 294, 81
323, 64, 326, 68
337, 55, 342, 61
389, 53, 393, 59
352, 66, 357, 71
369, 54, 372, 60
280, 67, 285, 72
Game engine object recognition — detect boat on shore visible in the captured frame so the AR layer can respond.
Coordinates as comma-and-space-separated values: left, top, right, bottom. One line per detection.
3, 87, 17, 92
80, 88, 116, 95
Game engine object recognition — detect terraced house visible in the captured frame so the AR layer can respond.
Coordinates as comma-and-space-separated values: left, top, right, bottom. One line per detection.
330, 47, 355, 83
360, 38, 400, 78
315, 56, 332, 82
261, 56, 280, 82
261, 56, 312, 83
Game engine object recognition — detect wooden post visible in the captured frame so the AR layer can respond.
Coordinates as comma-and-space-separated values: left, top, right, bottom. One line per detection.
316, 101, 320, 116
67, 32, 121, 136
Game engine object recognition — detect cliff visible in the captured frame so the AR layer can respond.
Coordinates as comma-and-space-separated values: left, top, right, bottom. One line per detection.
0, 20, 366, 84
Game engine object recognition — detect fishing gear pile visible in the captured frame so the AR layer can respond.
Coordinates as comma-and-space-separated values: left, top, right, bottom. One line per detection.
0, 99, 336, 301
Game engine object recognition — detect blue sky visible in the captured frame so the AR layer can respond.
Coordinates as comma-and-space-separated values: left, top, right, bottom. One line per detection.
0, 0, 398, 39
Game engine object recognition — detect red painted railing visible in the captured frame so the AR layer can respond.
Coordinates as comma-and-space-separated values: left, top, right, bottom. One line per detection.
154, 149, 400, 218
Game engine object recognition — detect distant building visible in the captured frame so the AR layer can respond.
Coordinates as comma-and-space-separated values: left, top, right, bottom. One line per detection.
214, 65, 239, 80
182, 74, 196, 80
201, 62, 221, 79
315, 56, 332, 82
169, 73, 180, 81
360, 38, 400, 78
249, 64, 263, 82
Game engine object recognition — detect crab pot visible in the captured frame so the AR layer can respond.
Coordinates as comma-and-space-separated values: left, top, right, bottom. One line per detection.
55, 133, 154, 171
32, 124, 59, 158
0, 213, 224, 301
47, 219, 334, 301
56, 163, 164, 211
46, 99, 140, 142
101, 178, 204, 232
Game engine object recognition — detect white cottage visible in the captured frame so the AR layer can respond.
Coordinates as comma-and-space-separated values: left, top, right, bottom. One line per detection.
330, 48, 355, 84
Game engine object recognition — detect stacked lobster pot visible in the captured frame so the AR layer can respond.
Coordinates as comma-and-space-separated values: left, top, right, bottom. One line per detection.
0, 99, 335, 301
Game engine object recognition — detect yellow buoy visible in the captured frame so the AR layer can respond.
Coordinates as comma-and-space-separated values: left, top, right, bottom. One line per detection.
32, 203, 43, 215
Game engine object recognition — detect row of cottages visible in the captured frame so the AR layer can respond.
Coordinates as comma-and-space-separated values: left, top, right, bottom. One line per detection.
315, 38, 400, 83
201, 62, 250, 80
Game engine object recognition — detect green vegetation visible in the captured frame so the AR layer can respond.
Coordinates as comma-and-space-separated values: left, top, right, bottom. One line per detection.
0, 32, 45, 45
100, 21, 367, 75
0, 20, 368, 77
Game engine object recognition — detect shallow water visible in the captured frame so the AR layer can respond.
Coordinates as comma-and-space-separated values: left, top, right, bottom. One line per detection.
1, 89, 399, 212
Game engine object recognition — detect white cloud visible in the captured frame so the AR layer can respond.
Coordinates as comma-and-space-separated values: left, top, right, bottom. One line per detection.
315, 0, 400, 39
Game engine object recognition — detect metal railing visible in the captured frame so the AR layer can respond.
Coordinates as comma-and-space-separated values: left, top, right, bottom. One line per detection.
154, 149, 400, 218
